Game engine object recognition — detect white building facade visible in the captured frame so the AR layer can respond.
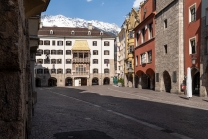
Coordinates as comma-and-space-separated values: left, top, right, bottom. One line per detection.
35, 25, 115, 87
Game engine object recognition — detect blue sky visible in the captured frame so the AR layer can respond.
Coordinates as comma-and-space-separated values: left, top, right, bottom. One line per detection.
42, 0, 142, 27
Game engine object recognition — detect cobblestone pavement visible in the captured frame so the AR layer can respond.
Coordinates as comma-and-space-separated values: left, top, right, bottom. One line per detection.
29, 85, 208, 139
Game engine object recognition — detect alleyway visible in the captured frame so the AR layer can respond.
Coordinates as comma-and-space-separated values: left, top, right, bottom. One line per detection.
29, 86, 208, 139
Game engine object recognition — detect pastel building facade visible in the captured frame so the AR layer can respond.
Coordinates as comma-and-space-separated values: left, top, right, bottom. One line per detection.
35, 25, 115, 87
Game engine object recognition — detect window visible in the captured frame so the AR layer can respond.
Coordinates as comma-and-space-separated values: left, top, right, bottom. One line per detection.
129, 31, 134, 39
93, 68, 98, 73
57, 59, 62, 64
100, 31, 103, 35
206, 9, 208, 25
50, 30, 54, 34
57, 41, 63, 46
142, 28, 145, 43
104, 59, 109, 64
73, 53, 77, 58
44, 69, 49, 74
164, 45, 168, 54
93, 41, 97, 46
51, 50, 56, 55
149, 23, 153, 39
57, 50, 63, 55
51, 69, 56, 74
128, 61, 132, 68
37, 59, 43, 64
136, 32, 139, 46
136, 56, 138, 66
190, 4, 196, 22
88, 31, 91, 35
141, 53, 146, 64
164, 19, 167, 28
93, 50, 98, 55
118, 66, 120, 70
104, 41, 110, 46
57, 69, 63, 74
39, 40, 43, 45
37, 69, 43, 74
190, 38, 196, 54
104, 69, 109, 73
66, 69, 71, 74
76, 65, 86, 72
51, 59, 56, 64
66, 50, 71, 55
71, 30, 75, 35
44, 50, 50, 54
93, 59, 98, 64
128, 46, 134, 53
44, 59, 50, 64
66, 59, 71, 64
44, 40, 50, 45
148, 51, 152, 63
52, 40, 55, 46
36, 49, 43, 56
66, 41, 72, 46
104, 50, 109, 55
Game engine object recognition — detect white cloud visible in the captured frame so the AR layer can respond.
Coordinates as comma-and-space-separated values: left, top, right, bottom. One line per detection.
133, 0, 143, 9
86, 0, 92, 2
101, 2, 104, 6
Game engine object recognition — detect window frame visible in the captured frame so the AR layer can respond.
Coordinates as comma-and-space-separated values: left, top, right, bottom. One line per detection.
57, 59, 62, 64
189, 37, 197, 54
93, 50, 98, 55
66, 50, 71, 55
66, 41, 72, 46
189, 3, 196, 23
57, 41, 63, 46
93, 59, 98, 64
93, 41, 97, 46
104, 41, 110, 46
44, 40, 50, 45
104, 50, 110, 55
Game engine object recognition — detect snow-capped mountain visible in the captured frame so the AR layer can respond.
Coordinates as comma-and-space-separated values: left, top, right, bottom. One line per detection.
41, 15, 121, 36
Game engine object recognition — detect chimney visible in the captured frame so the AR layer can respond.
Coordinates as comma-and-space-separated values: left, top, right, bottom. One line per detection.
40, 22, 43, 28
88, 23, 92, 30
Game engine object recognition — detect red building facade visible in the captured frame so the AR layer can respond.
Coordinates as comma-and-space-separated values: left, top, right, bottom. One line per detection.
134, 0, 156, 90
184, 0, 201, 96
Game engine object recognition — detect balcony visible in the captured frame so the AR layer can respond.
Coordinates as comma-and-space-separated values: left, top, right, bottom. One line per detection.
72, 58, 90, 63
73, 72, 89, 76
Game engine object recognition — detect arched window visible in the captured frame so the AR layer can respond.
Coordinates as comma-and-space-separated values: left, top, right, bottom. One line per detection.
50, 30, 54, 34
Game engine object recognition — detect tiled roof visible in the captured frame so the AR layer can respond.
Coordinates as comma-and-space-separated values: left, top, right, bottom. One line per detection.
72, 40, 90, 51
38, 27, 114, 38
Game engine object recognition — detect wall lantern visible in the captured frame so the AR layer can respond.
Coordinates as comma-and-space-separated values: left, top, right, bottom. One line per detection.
192, 56, 197, 65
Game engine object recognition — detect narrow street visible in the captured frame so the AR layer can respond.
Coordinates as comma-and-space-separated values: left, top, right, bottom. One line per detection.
29, 86, 208, 139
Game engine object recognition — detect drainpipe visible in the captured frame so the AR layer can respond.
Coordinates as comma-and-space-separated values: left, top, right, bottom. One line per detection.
64, 36, 66, 86
101, 37, 102, 85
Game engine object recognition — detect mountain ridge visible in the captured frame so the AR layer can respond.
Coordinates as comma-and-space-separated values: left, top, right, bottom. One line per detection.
41, 15, 121, 36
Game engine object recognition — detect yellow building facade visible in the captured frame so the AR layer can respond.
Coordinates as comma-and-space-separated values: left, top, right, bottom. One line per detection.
123, 8, 140, 87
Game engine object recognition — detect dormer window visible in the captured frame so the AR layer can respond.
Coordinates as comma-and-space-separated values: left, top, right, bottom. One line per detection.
71, 30, 75, 35
50, 30, 54, 34
88, 31, 91, 35
100, 31, 103, 35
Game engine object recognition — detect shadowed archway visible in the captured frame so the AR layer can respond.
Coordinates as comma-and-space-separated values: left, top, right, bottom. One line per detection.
163, 71, 171, 93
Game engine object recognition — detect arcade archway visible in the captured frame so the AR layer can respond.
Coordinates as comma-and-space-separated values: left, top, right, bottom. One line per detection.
103, 77, 110, 85
92, 77, 99, 85
48, 77, 57, 87
35, 78, 41, 87
163, 71, 171, 93
65, 77, 73, 86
